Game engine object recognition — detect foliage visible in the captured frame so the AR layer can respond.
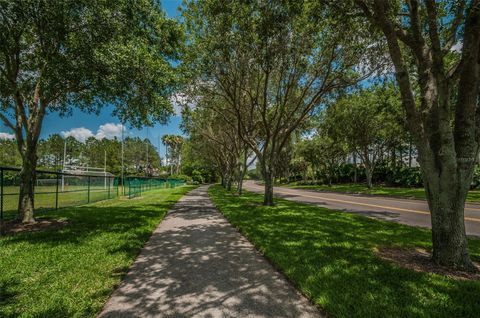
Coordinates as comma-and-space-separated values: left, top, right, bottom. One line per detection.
0, 139, 21, 167
350, 0, 480, 268
0, 0, 183, 129
374, 163, 423, 188
0, 134, 163, 176
190, 169, 205, 184
162, 135, 184, 175
322, 84, 404, 188
0, 0, 184, 221
182, 0, 382, 204
181, 95, 246, 190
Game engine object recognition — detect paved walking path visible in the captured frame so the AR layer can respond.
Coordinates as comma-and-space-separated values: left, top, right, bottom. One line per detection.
99, 185, 322, 318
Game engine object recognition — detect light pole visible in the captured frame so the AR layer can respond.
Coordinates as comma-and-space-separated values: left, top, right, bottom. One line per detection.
146, 127, 149, 177
62, 139, 67, 191
121, 122, 125, 196
104, 149, 107, 189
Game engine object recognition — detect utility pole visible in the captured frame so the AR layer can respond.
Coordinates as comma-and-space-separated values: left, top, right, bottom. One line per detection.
104, 150, 107, 189
146, 127, 149, 177
157, 135, 162, 177
62, 139, 67, 191
165, 140, 170, 175
121, 122, 125, 196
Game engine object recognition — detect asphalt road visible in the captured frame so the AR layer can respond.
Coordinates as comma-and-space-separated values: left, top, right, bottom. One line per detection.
243, 180, 480, 237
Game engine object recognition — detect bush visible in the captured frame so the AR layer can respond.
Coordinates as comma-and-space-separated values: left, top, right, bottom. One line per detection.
191, 169, 204, 184
373, 162, 423, 187
471, 167, 480, 189
247, 168, 261, 180
169, 174, 192, 182
291, 162, 425, 188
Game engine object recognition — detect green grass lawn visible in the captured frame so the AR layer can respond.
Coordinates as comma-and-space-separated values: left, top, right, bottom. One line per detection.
0, 185, 196, 318
209, 185, 480, 318
285, 183, 480, 203
1, 185, 120, 220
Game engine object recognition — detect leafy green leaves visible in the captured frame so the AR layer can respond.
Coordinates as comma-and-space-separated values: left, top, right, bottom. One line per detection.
0, 0, 184, 129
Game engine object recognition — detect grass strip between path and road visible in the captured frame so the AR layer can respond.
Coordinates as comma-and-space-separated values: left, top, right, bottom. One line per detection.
0, 185, 196, 318
285, 183, 480, 203
209, 184, 480, 318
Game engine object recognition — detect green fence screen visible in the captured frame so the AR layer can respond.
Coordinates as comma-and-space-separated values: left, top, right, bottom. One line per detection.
124, 177, 186, 199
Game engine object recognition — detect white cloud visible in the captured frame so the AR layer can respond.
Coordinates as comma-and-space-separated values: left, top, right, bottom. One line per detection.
0, 132, 15, 140
451, 41, 463, 53
61, 127, 94, 142
170, 93, 186, 115
95, 123, 124, 140
170, 92, 199, 115
61, 123, 124, 142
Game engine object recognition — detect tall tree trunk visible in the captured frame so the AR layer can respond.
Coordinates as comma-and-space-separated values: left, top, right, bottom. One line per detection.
237, 152, 247, 195
18, 144, 37, 223
365, 167, 373, 189
226, 177, 232, 191
423, 171, 474, 270
408, 140, 413, 168
354, 0, 480, 271
391, 147, 396, 168
262, 164, 275, 206
237, 173, 244, 195
353, 153, 358, 183
264, 173, 274, 206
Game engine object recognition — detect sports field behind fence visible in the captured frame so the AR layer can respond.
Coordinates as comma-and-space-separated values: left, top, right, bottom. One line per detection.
0, 167, 186, 221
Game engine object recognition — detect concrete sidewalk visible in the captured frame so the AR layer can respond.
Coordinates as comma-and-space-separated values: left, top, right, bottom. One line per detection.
99, 185, 322, 318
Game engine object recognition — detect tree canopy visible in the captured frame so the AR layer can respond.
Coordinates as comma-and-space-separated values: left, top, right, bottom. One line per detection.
0, 0, 184, 222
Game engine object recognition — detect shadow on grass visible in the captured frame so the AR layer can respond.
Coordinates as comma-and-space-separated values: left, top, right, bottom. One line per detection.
0, 279, 18, 308
210, 185, 480, 318
100, 187, 321, 318
3, 196, 180, 253
0, 186, 196, 318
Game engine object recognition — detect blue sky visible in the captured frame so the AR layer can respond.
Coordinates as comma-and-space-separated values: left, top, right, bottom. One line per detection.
0, 0, 184, 158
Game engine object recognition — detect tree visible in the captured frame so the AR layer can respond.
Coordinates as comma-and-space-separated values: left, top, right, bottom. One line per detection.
350, 0, 480, 270
122, 137, 161, 176
182, 94, 243, 190
0, 137, 21, 166
0, 0, 183, 222
183, 0, 379, 205
181, 139, 218, 183
162, 135, 184, 175
37, 134, 64, 169
296, 133, 348, 186
324, 86, 403, 188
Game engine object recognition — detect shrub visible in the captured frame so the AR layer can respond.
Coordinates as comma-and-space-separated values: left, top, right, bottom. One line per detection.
291, 162, 425, 188
191, 169, 204, 184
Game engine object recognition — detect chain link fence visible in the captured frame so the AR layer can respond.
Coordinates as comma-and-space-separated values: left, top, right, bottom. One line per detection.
0, 166, 118, 221
124, 176, 186, 199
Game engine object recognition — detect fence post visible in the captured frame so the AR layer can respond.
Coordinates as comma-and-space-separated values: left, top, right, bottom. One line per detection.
1, 168, 3, 222
55, 172, 59, 210
128, 178, 131, 198
108, 176, 111, 199
87, 176, 91, 203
